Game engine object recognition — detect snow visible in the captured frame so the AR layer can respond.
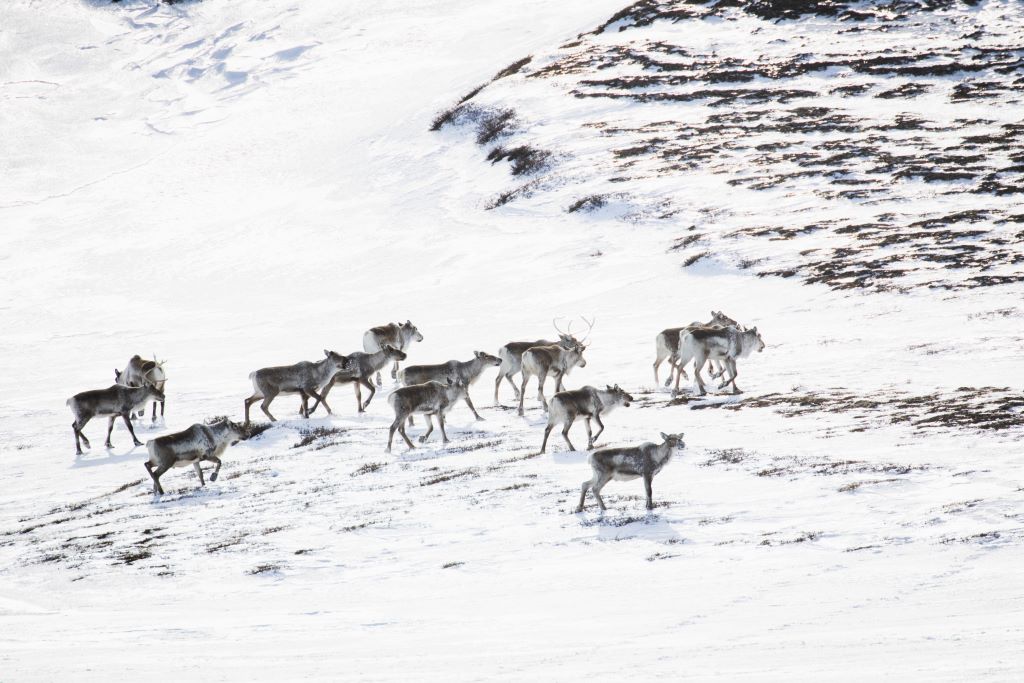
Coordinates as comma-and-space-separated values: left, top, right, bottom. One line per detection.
1, 0, 1023, 679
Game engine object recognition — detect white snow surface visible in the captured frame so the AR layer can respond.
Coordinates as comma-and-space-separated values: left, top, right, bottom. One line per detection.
1, 1, 1023, 680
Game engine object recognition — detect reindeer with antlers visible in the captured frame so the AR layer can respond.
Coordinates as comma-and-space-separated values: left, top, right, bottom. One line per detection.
517, 317, 593, 416
114, 354, 167, 423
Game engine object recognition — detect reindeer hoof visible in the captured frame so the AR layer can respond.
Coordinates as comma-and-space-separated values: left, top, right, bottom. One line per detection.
210, 472, 218, 482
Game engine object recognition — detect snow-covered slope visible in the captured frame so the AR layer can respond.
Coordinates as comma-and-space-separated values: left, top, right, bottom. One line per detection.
1, 1, 1023, 679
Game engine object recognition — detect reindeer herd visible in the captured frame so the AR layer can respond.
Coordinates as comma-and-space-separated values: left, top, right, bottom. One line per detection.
66, 315, 765, 511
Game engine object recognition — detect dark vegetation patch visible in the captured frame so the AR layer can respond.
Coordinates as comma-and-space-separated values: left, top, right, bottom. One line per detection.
487, 145, 551, 175
696, 386, 1024, 432
248, 563, 281, 575
444, 438, 505, 454
293, 425, 346, 450
351, 462, 386, 476
567, 195, 608, 213
838, 478, 901, 492
442, 561, 465, 569
760, 531, 821, 546
420, 468, 480, 486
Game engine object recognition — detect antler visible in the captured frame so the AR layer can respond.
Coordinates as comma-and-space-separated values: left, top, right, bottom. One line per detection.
579, 316, 595, 344
553, 317, 567, 336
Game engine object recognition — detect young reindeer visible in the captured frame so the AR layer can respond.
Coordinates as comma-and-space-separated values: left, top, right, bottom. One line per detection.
653, 311, 738, 387
577, 432, 686, 512
244, 350, 349, 425
540, 384, 633, 453
672, 326, 765, 396
517, 338, 588, 416
494, 322, 580, 406
399, 351, 500, 421
311, 344, 407, 414
68, 384, 165, 455
144, 419, 247, 495
363, 320, 424, 386
114, 354, 167, 423
386, 378, 468, 452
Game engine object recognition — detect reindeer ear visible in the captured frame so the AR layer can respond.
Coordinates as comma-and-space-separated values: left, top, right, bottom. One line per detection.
324, 349, 331, 357
661, 432, 670, 441
751, 326, 758, 333
114, 369, 121, 378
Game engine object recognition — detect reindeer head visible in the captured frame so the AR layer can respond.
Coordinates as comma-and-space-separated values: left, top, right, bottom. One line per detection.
324, 349, 349, 373
474, 350, 501, 367
217, 419, 248, 445
711, 310, 738, 327
383, 344, 408, 361
745, 327, 765, 352
402, 320, 424, 343
146, 385, 166, 403
605, 384, 633, 408
660, 432, 686, 450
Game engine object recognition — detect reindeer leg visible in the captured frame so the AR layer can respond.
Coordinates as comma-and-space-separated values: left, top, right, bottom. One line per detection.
438, 411, 450, 444
260, 392, 278, 422
728, 359, 742, 394
160, 399, 165, 419
398, 421, 416, 450
144, 461, 160, 494
540, 422, 554, 454
208, 456, 222, 482
419, 414, 434, 443
592, 471, 613, 511
576, 477, 593, 513
359, 378, 376, 411
104, 416, 116, 448
644, 472, 655, 510
308, 388, 332, 416
494, 372, 504, 406
122, 412, 143, 447
387, 418, 400, 453
149, 462, 171, 495
562, 415, 576, 451
583, 417, 594, 450
591, 413, 605, 446
464, 394, 484, 421
353, 382, 363, 413
537, 374, 548, 411
244, 394, 260, 425
391, 360, 399, 381
151, 400, 158, 424
298, 390, 310, 418
375, 371, 383, 388
517, 374, 529, 416
73, 418, 91, 454
693, 353, 708, 396
505, 372, 521, 400
194, 461, 206, 487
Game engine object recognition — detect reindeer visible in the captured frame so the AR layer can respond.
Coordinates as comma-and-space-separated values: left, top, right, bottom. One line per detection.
654, 311, 738, 387
540, 384, 633, 453
243, 350, 349, 425
311, 345, 407, 414
114, 354, 167, 423
386, 378, 468, 452
577, 432, 685, 512
517, 337, 588, 416
363, 321, 423, 386
144, 419, 247, 495
672, 326, 765, 396
399, 351, 500, 421
494, 320, 584, 406
68, 384, 165, 455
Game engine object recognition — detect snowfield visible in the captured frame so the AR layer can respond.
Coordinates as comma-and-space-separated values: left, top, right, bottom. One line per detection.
2, 0, 1023, 680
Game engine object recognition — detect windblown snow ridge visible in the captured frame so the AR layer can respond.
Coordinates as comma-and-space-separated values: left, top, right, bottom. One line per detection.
434, 0, 1024, 292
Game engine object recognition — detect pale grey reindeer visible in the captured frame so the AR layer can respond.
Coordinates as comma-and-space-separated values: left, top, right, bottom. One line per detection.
68, 384, 165, 455
654, 311, 738, 387
363, 320, 423, 386
243, 350, 349, 425
494, 324, 580, 406
540, 384, 633, 453
517, 338, 588, 416
311, 344, 407, 414
577, 432, 686, 512
672, 326, 765, 396
386, 378, 468, 452
114, 354, 167, 423
399, 351, 500, 421
144, 419, 247, 495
